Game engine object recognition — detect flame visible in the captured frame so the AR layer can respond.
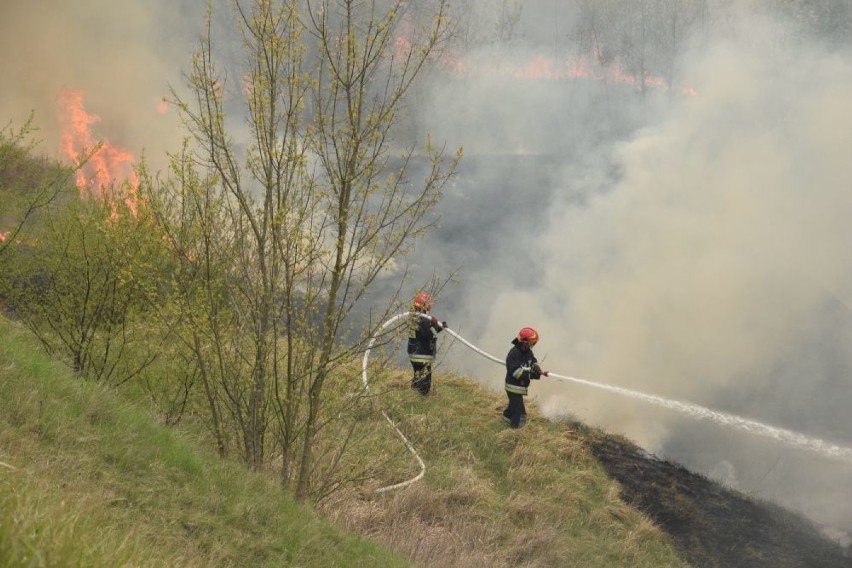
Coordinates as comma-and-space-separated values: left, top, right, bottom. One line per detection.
445, 53, 695, 96
57, 88, 139, 215
510, 55, 591, 80
389, 4, 693, 95
393, 7, 414, 62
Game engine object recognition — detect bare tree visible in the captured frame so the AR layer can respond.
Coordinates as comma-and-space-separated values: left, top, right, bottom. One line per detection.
447, 0, 523, 51
143, 0, 459, 501
573, 0, 710, 94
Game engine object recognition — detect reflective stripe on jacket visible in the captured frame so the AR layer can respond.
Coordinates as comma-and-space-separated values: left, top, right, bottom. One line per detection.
407, 311, 443, 362
505, 340, 539, 396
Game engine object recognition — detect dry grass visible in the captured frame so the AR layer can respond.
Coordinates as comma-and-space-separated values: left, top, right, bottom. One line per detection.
324, 372, 686, 568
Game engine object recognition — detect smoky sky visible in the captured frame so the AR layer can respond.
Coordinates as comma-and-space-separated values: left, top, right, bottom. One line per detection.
3, 0, 852, 542
0, 0, 195, 167
409, 3, 852, 540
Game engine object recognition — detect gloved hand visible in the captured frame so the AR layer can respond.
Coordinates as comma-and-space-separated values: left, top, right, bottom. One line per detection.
430, 316, 438, 325
531, 362, 542, 379
441, 321, 448, 329
530, 363, 549, 379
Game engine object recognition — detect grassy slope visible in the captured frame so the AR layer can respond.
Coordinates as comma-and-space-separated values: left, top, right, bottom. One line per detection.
337, 367, 850, 568
0, 317, 410, 568
0, 312, 686, 567
9, 311, 842, 568
326, 371, 687, 568
0, 310, 850, 568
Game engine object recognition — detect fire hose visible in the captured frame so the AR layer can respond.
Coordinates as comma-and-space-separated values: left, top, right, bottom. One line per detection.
360, 311, 545, 493
362, 312, 852, 494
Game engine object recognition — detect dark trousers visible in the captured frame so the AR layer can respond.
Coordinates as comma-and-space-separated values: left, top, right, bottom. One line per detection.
411, 361, 432, 395
503, 391, 527, 428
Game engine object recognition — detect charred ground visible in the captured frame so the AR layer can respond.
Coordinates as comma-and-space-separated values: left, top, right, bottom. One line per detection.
582, 428, 851, 568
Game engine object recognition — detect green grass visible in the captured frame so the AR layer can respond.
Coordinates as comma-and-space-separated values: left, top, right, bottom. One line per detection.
0, 317, 411, 568
0, 312, 689, 567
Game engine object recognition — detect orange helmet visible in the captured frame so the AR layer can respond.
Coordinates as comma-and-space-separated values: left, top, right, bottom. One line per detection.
517, 327, 539, 346
412, 291, 433, 311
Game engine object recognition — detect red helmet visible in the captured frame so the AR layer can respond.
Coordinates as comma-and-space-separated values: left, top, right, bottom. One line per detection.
412, 291, 433, 311
517, 327, 539, 345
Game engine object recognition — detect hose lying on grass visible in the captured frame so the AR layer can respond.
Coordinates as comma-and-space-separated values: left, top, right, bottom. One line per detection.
361, 312, 505, 494
363, 312, 852, 494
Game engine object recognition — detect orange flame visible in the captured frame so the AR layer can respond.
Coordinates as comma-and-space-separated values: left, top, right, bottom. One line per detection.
445, 53, 695, 96
57, 88, 139, 215
393, 9, 414, 62
508, 55, 591, 80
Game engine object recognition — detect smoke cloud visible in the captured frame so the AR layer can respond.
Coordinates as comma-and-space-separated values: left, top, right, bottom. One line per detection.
413, 2, 852, 541
3, 0, 851, 543
544, 35, 852, 435
0, 0, 193, 166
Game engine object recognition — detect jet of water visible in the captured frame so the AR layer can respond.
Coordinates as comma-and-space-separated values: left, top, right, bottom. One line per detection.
362, 313, 852, 494
547, 371, 852, 464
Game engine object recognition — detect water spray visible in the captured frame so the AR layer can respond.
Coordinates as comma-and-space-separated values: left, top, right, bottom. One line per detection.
545, 372, 852, 463
362, 313, 852, 493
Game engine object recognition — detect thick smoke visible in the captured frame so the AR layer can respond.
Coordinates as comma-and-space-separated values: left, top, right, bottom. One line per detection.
4, 0, 851, 543
415, 4, 852, 541
0, 0, 193, 166
532, 25, 852, 439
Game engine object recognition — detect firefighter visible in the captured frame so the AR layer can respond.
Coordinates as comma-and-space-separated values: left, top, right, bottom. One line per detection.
407, 291, 447, 395
503, 327, 548, 428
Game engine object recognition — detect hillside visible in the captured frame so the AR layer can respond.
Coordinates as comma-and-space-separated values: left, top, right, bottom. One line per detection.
586, 431, 852, 567
0, 317, 409, 567
328, 370, 851, 568
1, 314, 850, 567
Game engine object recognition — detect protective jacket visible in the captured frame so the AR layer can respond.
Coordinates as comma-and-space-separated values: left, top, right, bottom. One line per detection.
504, 338, 541, 395
407, 312, 444, 363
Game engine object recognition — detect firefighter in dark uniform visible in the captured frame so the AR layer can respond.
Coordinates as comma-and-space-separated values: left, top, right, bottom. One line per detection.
407, 291, 447, 395
503, 327, 548, 428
